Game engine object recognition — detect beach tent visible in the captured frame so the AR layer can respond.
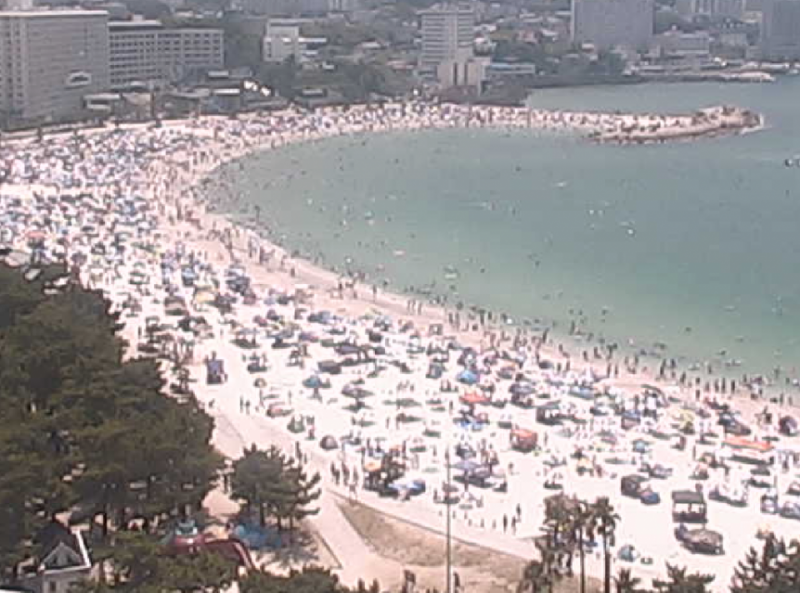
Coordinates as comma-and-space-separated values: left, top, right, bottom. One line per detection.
320, 435, 338, 451
723, 437, 773, 453
456, 369, 479, 385
303, 375, 324, 388
780, 416, 799, 436
510, 381, 535, 397
318, 360, 341, 375
452, 458, 480, 473
206, 359, 226, 384
232, 523, 280, 550
510, 428, 537, 452
193, 287, 216, 304
460, 392, 489, 406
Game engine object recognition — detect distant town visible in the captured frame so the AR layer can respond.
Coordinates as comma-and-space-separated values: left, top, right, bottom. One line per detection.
0, 0, 798, 128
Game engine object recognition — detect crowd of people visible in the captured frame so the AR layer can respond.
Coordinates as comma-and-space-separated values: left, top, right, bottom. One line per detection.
0, 102, 788, 590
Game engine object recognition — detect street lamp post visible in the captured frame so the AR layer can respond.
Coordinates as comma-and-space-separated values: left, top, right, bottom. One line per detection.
445, 446, 452, 593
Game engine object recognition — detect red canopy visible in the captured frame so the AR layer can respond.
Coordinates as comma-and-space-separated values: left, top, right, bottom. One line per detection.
460, 392, 489, 405
724, 436, 773, 453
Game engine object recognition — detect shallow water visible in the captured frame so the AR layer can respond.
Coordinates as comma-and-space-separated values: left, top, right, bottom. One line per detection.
225, 78, 800, 382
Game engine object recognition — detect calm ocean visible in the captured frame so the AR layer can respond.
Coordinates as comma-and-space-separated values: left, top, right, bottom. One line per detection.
226, 77, 800, 381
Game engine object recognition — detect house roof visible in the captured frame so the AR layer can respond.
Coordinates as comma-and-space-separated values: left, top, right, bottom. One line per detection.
34, 522, 91, 573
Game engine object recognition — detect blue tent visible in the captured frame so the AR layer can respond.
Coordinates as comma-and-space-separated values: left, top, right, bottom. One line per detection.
456, 369, 479, 385
303, 375, 323, 388
232, 522, 281, 550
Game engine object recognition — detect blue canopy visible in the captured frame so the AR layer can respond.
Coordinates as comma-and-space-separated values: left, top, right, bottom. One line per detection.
456, 369, 479, 385
303, 375, 323, 388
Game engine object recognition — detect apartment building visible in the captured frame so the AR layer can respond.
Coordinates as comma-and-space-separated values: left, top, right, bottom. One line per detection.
760, 0, 800, 60
571, 0, 654, 51
419, 3, 475, 75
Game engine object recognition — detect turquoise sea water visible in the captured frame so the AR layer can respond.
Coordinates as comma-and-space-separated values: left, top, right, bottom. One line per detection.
227, 78, 800, 380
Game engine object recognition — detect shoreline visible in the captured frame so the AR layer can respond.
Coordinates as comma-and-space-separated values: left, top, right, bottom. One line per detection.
1, 100, 795, 593
188, 103, 778, 393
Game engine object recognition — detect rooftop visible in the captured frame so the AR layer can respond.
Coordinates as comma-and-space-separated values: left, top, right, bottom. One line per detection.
109, 19, 163, 29
0, 9, 108, 17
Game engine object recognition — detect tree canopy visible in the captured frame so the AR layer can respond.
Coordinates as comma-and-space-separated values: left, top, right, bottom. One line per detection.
0, 262, 223, 579
230, 444, 321, 531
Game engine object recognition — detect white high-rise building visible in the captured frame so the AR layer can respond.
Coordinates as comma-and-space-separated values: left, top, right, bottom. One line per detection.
0, 10, 110, 127
108, 20, 224, 89
760, 0, 800, 60
570, 0, 654, 51
419, 3, 474, 75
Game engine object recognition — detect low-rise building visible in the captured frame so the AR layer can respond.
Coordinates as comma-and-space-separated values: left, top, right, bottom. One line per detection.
16, 521, 92, 593
653, 29, 712, 58
262, 18, 302, 62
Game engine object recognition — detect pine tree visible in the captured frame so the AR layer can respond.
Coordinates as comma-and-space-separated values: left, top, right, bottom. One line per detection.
730, 535, 800, 593
231, 445, 320, 532
0, 263, 221, 578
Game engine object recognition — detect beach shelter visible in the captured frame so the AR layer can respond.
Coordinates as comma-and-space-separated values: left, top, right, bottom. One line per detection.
456, 369, 479, 385
205, 359, 225, 384
193, 287, 216, 305
303, 375, 324, 389
320, 435, 338, 451
460, 391, 489, 406
318, 360, 341, 375
510, 428, 538, 452
363, 459, 382, 473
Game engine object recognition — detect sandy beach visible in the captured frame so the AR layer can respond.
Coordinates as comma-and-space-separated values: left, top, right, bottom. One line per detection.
0, 101, 792, 593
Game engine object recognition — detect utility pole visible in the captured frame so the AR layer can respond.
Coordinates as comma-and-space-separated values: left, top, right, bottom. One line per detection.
445, 446, 452, 593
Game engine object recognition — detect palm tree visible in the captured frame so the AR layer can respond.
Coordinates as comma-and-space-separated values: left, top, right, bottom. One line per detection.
517, 559, 553, 593
572, 499, 596, 593
652, 564, 714, 593
543, 493, 574, 573
592, 497, 620, 593
614, 568, 644, 593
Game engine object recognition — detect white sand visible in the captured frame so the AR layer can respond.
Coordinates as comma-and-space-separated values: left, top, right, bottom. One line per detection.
0, 102, 785, 593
